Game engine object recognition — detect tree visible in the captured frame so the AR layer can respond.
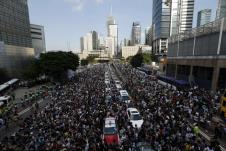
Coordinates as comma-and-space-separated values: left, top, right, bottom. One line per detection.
81, 59, 88, 66
130, 53, 143, 68
142, 53, 152, 64
38, 51, 79, 80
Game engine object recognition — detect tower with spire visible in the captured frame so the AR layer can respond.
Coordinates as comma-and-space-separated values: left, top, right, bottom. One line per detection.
106, 5, 118, 57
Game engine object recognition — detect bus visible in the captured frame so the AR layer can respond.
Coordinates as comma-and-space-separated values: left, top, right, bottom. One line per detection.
220, 90, 226, 118
157, 75, 190, 90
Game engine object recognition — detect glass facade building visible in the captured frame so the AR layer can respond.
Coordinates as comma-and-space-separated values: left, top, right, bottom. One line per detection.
0, 0, 32, 47
152, 0, 171, 39
131, 22, 141, 46
197, 9, 212, 27
152, 0, 171, 54
217, 0, 226, 19
169, 0, 194, 36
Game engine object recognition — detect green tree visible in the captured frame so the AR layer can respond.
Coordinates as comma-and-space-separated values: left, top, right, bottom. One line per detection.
81, 59, 88, 66
38, 51, 79, 80
130, 53, 144, 68
142, 53, 152, 64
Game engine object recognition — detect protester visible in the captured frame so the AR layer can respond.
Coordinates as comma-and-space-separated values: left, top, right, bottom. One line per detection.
0, 63, 222, 151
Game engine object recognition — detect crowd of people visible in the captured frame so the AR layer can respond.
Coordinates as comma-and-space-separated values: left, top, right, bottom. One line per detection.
114, 62, 223, 151
0, 63, 225, 151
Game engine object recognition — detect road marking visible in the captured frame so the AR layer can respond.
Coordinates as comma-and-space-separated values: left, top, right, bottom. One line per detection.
220, 145, 226, 151
18, 99, 44, 116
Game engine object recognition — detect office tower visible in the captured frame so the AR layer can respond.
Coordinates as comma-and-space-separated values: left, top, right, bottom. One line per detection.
106, 15, 118, 57
105, 37, 115, 58
145, 27, 153, 46
98, 36, 105, 50
216, 0, 226, 19
131, 22, 141, 46
197, 9, 212, 27
169, 0, 195, 36
86, 32, 93, 51
152, 0, 194, 54
92, 31, 98, 50
0, 0, 32, 47
152, 0, 171, 54
107, 16, 116, 37
81, 31, 99, 51
30, 24, 46, 57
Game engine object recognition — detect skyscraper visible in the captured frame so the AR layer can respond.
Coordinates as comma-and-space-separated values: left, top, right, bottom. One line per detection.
216, 0, 226, 19
152, 0, 194, 54
0, 0, 32, 47
169, 0, 195, 36
145, 27, 153, 46
106, 13, 118, 57
30, 24, 46, 57
131, 22, 141, 46
86, 32, 93, 51
152, 0, 171, 54
197, 9, 212, 27
92, 31, 98, 50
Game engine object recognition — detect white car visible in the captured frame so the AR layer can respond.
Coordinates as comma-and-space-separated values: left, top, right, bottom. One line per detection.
127, 108, 143, 128
105, 79, 110, 84
116, 84, 122, 90
119, 90, 131, 103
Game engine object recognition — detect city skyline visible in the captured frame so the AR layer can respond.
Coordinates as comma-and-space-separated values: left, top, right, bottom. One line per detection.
28, 0, 217, 52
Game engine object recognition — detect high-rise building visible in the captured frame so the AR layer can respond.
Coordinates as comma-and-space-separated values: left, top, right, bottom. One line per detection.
152, 0, 194, 54
152, 0, 171, 54
98, 35, 105, 50
145, 27, 153, 46
86, 32, 93, 51
0, 0, 32, 47
105, 37, 115, 58
30, 24, 46, 57
80, 31, 99, 51
106, 15, 118, 57
92, 31, 98, 50
216, 0, 226, 19
107, 16, 116, 37
131, 22, 141, 46
197, 9, 212, 27
169, 0, 195, 36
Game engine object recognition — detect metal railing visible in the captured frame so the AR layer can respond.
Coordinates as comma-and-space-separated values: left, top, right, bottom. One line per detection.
168, 18, 225, 44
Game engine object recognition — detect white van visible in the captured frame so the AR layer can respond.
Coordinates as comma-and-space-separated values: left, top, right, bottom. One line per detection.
119, 90, 131, 103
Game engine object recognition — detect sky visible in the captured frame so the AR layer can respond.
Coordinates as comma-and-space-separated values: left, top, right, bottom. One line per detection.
28, 0, 217, 52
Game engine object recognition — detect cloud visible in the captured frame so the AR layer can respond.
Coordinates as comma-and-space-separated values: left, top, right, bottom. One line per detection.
63, 0, 105, 12
64, 0, 85, 11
